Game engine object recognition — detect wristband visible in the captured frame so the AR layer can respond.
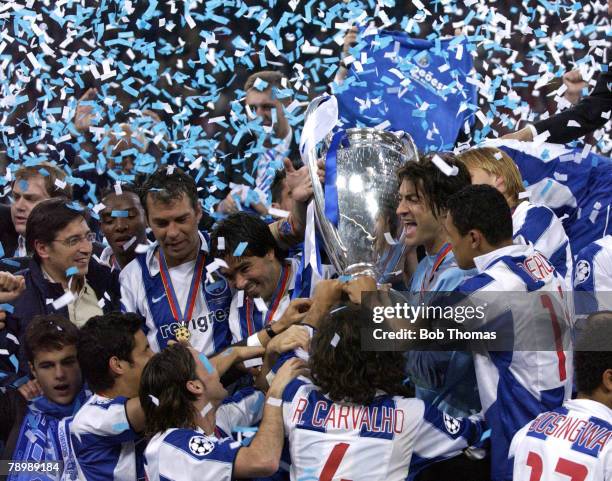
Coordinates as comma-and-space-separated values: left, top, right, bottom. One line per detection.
247, 333, 263, 347
266, 397, 283, 407
265, 324, 277, 339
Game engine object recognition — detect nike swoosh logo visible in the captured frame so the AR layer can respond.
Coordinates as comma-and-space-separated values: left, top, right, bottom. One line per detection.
152, 294, 166, 303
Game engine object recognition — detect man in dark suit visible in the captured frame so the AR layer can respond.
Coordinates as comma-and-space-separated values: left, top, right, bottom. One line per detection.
504, 67, 611, 143
0, 199, 120, 395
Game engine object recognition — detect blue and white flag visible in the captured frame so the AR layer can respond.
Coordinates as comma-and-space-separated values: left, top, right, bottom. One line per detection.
487, 139, 612, 256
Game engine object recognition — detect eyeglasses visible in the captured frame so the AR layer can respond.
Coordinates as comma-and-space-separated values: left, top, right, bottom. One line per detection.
52, 232, 96, 248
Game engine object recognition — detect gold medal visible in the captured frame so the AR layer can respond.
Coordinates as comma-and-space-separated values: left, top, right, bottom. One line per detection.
175, 325, 191, 343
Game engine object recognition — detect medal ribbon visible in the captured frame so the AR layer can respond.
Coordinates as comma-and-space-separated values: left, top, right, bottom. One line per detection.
419, 243, 453, 299
246, 263, 292, 336
158, 246, 206, 325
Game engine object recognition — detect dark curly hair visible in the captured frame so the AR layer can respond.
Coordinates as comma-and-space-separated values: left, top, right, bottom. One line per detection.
309, 302, 412, 405
396, 152, 471, 219
575, 311, 612, 396
140, 343, 199, 438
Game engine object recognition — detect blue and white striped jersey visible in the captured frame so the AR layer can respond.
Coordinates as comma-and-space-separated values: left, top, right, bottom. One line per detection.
119, 231, 233, 355
512, 200, 573, 292
70, 395, 145, 481
455, 243, 574, 481
144, 429, 240, 481
509, 399, 612, 481
144, 388, 264, 481
281, 378, 486, 481
574, 235, 612, 315
228, 257, 334, 344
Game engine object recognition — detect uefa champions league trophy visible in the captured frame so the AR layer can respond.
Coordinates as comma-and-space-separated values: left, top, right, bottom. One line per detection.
300, 95, 418, 280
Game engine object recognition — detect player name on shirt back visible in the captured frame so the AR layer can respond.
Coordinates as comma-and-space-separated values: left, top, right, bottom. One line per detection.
527, 412, 611, 458
292, 393, 404, 438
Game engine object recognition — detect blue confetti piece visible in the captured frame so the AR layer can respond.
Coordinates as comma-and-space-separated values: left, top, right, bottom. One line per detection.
111, 210, 129, 217
9, 354, 19, 370
199, 353, 214, 374
541, 179, 554, 196
112, 422, 130, 433
339, 275, 353, 283
233, 242, 248, 257
65, 266, 79, 277
65, 202, 84, 212
0, 242, 4, 259
0, 303, 15, 314
253, 78, 268, 91
232, 426, 258, 433
18, 180, 29, 192
1, 259, 21, 268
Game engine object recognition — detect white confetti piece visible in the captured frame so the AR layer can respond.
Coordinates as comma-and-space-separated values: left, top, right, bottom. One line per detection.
135, 244, 150, 254
206, 258, 228, 273
294, 347, 309, 362
52, 291, 76, 310
123, 236, 137, 251
330, 333, 340, 347
431, 154, 458, 176
267, 207, 290, 218
384, 232, 397, 245
567, 120, 581, 128
237, 290, 245, 308
254, 297, 268, 312
217, 237, 225, 251
27, 52, 41, 70
200, 402, 213, 417
149, 395, 159, 406
114, 183, 122, 196
243, 357, 263, 368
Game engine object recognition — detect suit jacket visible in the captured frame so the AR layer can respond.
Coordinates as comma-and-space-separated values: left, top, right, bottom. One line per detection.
534, 69, 612, 144
0, 204, 18, 258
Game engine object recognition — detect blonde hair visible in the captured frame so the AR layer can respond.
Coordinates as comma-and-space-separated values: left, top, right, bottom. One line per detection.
458, 147, 525, 202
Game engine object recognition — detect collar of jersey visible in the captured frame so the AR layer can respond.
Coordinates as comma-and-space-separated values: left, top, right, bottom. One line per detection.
564, 398, 612, 422
145, 231, 209, 277
474, 243, 533, 274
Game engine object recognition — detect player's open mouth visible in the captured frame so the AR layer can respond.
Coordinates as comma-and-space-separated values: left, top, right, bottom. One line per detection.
402, 221, 417, 236
54, 383, 70, 393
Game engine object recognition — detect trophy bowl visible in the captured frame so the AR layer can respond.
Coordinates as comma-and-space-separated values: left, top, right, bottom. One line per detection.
306, 125, 417, 280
